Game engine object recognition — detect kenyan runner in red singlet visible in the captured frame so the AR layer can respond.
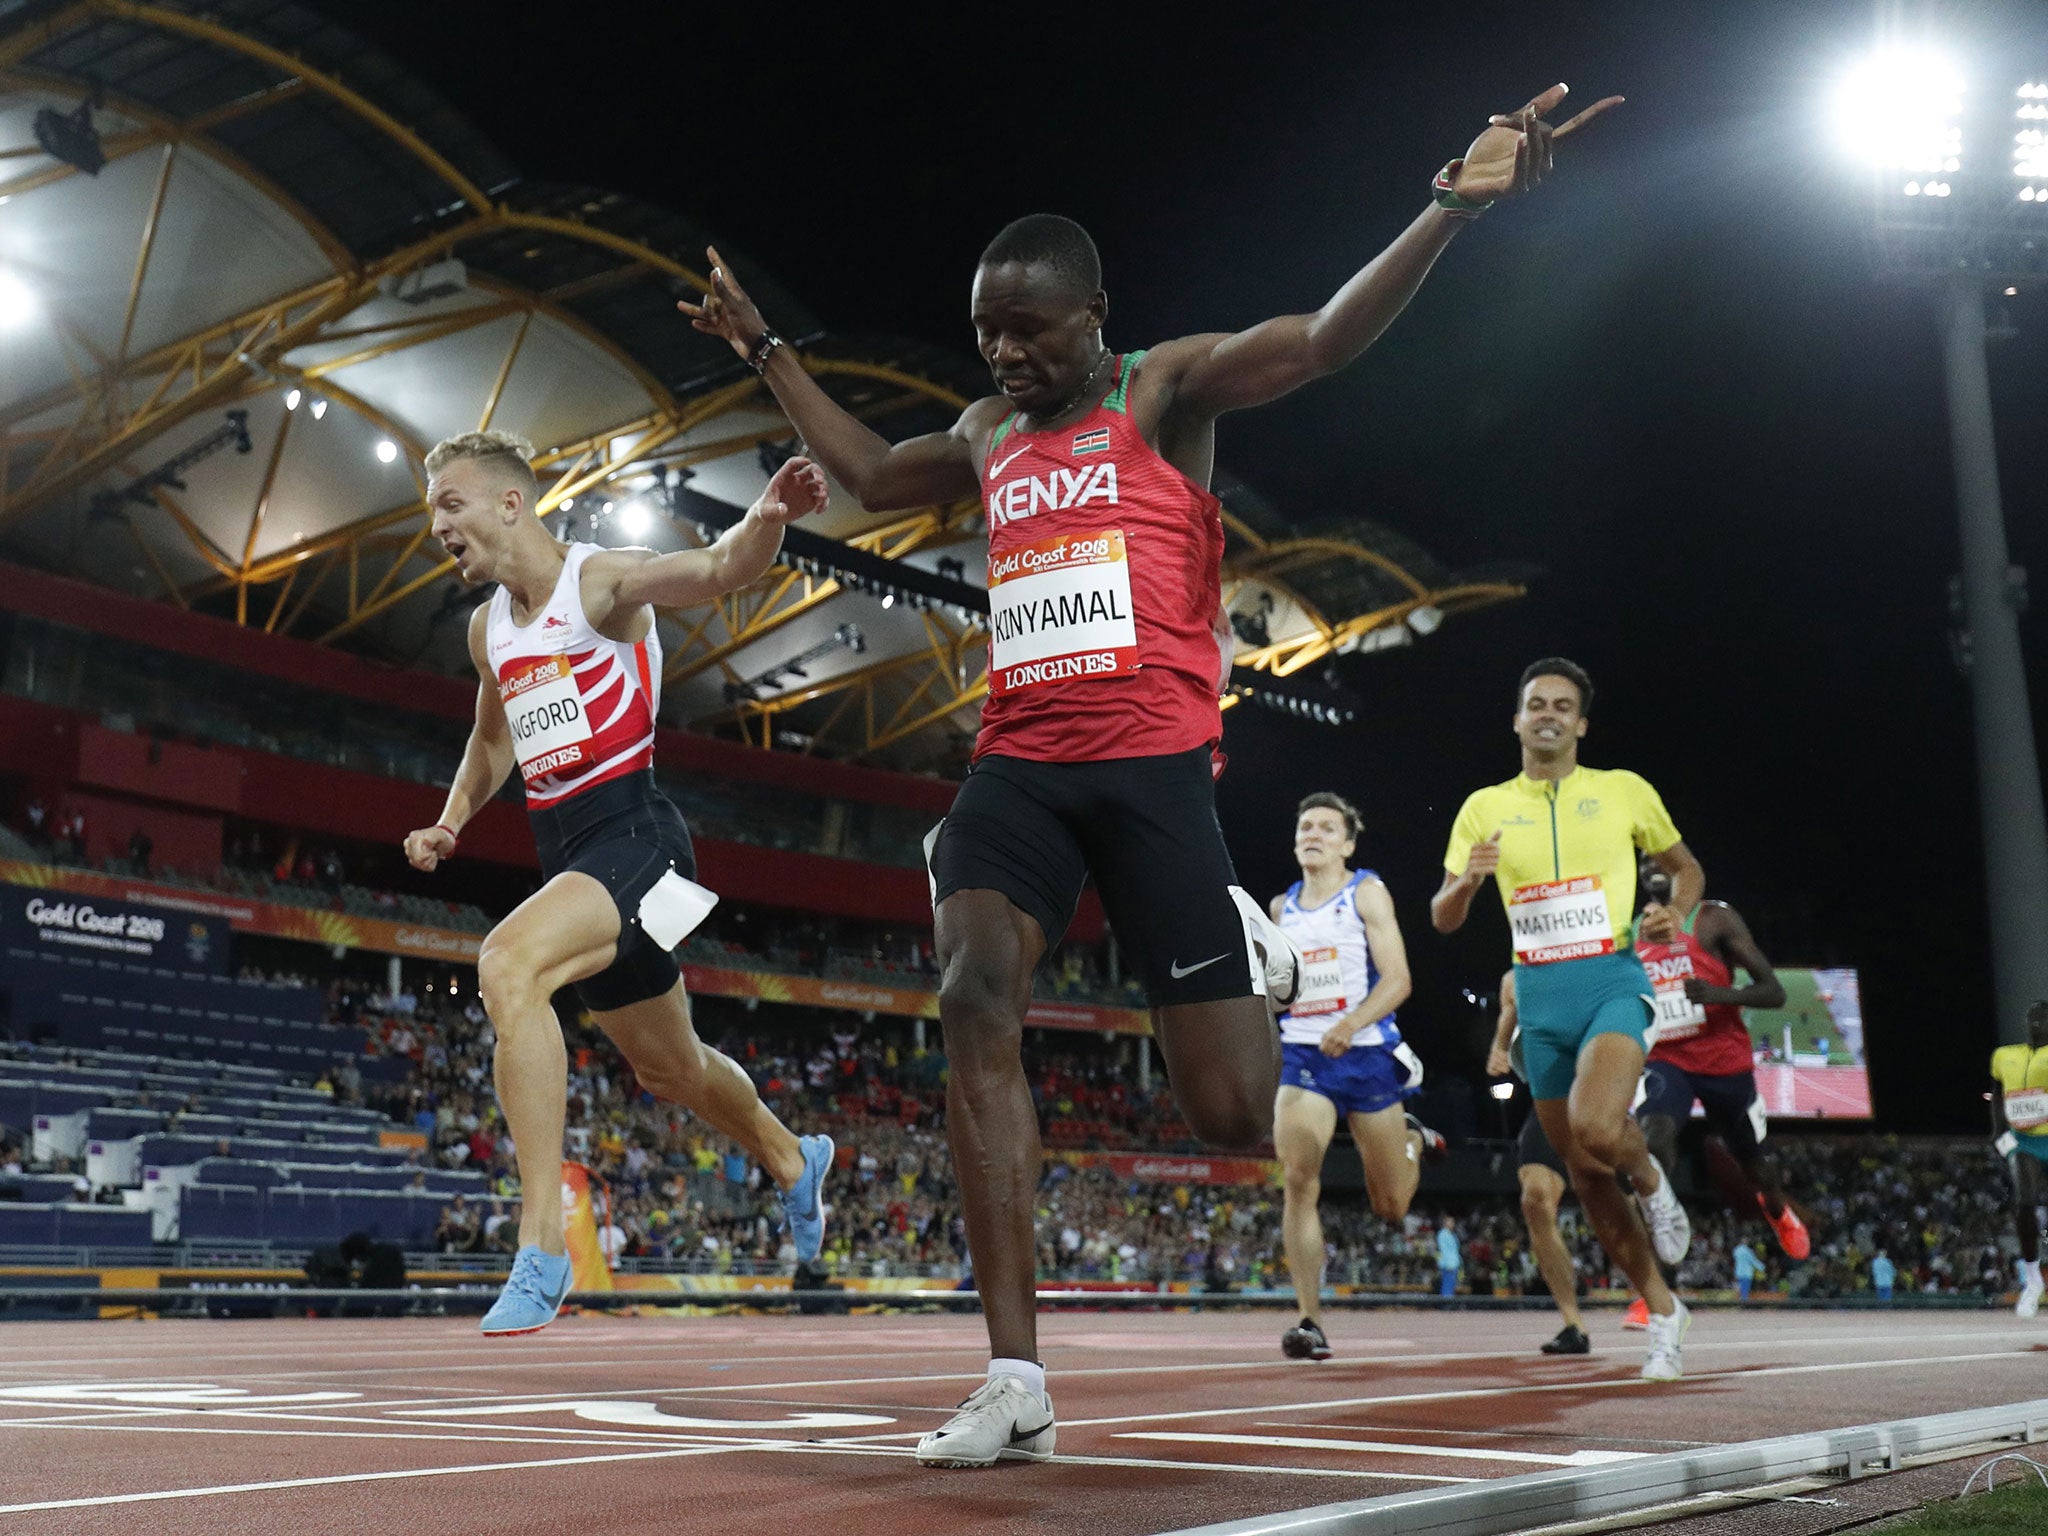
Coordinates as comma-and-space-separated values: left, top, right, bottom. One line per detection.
1632, 864, 1810, 1259
682, 79, 1622, 1468
400, 431, 837, 1337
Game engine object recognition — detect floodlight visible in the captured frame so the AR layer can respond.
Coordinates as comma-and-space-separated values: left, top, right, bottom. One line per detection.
1831, 48, 1964, 173
283, 388, 302, 411
1490, 1081, 1516, 1101
0, 268, 37, 329
1407, 603, 1444, 636
619, 499, 652, 538
881, 591, 895, 609
309, 398, 328, 420
375, 439, 398, 464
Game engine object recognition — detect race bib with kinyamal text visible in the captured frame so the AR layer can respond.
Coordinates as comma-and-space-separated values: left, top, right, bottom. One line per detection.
987, 528, 1138, 695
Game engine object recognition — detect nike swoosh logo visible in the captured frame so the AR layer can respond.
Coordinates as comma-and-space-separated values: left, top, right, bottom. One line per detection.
1009, 1419, 1053, 1444
1169, 953, 1229, 980
988, 445, 1029, 478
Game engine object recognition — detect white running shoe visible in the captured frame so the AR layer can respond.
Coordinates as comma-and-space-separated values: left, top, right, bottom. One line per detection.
915, 1376, 1057, 1468
1635, 1155, 1693, 1267
1641, 1298, 1691, 1382
2017, 1276, 2043, 1319
1228, 885, 1304, 1006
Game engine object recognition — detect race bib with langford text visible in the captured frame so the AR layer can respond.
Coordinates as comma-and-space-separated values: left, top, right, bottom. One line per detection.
1649, 984, 1708, 1041
499, 655, 594, 784
1509, 876, 1616, 966
2006, 1088, 2048, 1132
1288, 945, 1348, 1017
987, 528, 1138, 695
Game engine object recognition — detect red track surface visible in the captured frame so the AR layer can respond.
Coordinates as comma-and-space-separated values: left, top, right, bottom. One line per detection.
0, 1308, 2042, 1535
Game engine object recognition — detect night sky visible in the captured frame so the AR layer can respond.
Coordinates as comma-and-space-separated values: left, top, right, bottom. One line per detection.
335, 0, 2048, 1132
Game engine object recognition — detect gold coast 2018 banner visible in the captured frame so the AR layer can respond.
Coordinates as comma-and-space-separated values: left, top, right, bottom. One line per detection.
0, 860, 482, 965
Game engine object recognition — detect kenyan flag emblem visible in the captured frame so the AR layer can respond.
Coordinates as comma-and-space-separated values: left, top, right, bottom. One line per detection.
1071, 427, 1111, 455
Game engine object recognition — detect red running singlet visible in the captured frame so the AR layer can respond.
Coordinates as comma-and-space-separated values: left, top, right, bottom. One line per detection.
484, 542, 661, 808
974, 351, 1228, 763
1638, 912, 1758, 1077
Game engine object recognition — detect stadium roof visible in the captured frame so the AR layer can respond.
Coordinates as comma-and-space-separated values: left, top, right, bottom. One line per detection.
0, 0, 1528, 772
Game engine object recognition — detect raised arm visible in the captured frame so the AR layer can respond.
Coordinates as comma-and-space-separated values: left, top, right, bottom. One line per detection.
681, 250, 992, 511
403, 606, 516, 872
586, 458, 829, 617
1152, 83, 1622, 420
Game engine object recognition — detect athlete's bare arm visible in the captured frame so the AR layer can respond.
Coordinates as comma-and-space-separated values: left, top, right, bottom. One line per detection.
1486, 970, 1518, 1077
579, 458, 829, 636
1140, 84, 1622, 426
1637, 841, 1704, 943
679, 254, 1001, 510
1686, 902, 1786, 1010
1431, 830, 1501, 933
1319, 878, 1412, 1056
403, 606, 517, 872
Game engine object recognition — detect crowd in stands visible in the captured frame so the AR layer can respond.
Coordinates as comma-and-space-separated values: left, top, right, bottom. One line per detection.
327, 986, 2047, 1297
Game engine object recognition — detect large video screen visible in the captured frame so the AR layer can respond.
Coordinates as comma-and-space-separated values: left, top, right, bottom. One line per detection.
1739, 968, 1871, 1119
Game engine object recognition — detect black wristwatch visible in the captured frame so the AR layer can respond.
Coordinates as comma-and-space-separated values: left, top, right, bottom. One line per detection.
746, 328, 786, 375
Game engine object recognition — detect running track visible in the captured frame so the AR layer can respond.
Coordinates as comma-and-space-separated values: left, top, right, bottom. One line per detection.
0, 1308, 2041, 1534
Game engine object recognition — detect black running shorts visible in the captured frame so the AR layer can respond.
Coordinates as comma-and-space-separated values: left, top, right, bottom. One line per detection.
1638, 1059, 1766, 1162
528, 769, 698, 1012
926, 746, 1255, 1009
1517, 1110, 1569, 1177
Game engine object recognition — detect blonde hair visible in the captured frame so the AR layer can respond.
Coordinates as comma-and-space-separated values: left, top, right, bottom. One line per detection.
424, 430, 538, 499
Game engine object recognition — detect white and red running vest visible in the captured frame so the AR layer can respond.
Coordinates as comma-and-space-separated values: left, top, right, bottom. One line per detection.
484, 542, 661, 809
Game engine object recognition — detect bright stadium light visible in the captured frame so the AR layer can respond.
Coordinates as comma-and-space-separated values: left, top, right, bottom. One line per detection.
1836, 46, 2048, 1045
374, 439, 398, 464
309, 398, 328, 420
0, 268, 38, 328
618, 499, 652, 538
1490, 1081, 1516, 1101
1832, 47, 1964, 191
283, 387, 302, 410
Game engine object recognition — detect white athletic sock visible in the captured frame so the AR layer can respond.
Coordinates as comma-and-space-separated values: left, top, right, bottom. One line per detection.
2022, 1259, 2043, 1287
988, 1357, 1046, 1397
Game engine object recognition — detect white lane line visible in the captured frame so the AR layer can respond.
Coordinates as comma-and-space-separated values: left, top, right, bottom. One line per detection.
1060, 1345, 2045, 1430
1115, 1432, 1645, 1467
0, 1445, 735, 1515
0, 1420, 701, 1451
346, 1329, 2032, 1415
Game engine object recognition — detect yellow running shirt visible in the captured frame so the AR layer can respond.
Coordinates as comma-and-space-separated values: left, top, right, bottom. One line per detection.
1990, 1044, 2048, 1138
1443, 766, 1682, 964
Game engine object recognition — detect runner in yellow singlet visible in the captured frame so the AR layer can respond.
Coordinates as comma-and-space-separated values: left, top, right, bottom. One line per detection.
1432, 658, 1704, 1380
1990, 1000, 2048, 1318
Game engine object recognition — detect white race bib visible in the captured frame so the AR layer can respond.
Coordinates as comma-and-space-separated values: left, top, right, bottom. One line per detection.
1509, 876, 1616, 966
987, 528, 1138, 695
1650, 984, 1708, 1041
1289, 945, 1347, 1017
500, 655, 594, 784
2006, 1088, 2048, 1132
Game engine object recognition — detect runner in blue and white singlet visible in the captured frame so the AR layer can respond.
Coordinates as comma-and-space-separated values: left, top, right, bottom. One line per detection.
1270, 793, 1445, 1363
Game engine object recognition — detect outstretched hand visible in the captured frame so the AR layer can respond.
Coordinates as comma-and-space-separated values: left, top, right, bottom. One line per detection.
677, 245, 770, 360
752, 457, 829, 526
1453, 83, 1623, 203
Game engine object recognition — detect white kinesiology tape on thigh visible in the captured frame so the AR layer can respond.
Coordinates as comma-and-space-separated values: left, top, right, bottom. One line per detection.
1226, 884, 1273, 998
1394, 1041, 1425, 1090
922, 821, 943, 908
637, 869, 719, 951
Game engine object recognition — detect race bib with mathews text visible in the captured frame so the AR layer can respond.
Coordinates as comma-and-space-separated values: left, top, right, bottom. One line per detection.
500, 655, 594, 785
1510, 876, 1616, 966
987, 528, 1138, 695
